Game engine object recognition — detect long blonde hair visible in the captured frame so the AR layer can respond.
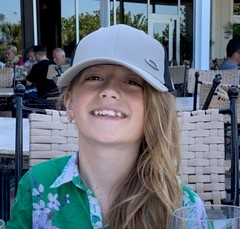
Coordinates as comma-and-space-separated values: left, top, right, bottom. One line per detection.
62, 75, 182, 229
108, 83, 182, 229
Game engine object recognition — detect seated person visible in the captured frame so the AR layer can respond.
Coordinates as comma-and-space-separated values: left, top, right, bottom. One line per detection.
48, 47, 71, 78
6, 45, 24, 67
219, 38, 240, 70
52, 47, 71, 66
23, 45, 38, 74
24, 45, 57, 100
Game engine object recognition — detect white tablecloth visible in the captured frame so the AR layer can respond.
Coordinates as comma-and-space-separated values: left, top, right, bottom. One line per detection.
0, 117, 29, 156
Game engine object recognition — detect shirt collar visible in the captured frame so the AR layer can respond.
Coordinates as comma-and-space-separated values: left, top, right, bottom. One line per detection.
50, 151, 87, 190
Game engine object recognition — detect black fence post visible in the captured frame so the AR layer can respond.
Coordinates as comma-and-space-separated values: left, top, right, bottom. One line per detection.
228, 85, 239, 206
220, 85, 239, 206
14, 82, 25, 195
193, 72, 200, 111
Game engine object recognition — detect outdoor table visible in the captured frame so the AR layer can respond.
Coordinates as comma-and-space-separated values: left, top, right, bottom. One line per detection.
0, 117, 29, 222
0, 88, 14, 97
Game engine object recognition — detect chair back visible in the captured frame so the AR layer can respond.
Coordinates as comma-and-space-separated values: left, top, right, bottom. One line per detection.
47, 64, 70, 82
29, 109, 78, 166
169, 65, 186, 85
177, 109, 226, 204
0, 68, 13, 88
187, 68, 239, 94
29, 108, 227, 204
199, 82, 230, 110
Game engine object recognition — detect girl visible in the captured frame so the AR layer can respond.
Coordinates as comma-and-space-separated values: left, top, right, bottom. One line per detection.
7, 24, 203, 229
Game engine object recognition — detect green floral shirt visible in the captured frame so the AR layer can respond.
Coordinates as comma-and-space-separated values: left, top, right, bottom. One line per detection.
6, 152, 203, 229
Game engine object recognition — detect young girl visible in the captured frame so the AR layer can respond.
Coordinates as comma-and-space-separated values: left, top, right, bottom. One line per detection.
7, 24, 203, 229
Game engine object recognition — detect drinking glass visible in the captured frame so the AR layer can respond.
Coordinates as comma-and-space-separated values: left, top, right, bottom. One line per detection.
170, 205, 240, 229
0, 219, 5, 229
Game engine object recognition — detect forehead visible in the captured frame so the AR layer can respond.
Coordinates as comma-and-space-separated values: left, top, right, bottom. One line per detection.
82, 64, 138, 74
53, 52, 63, 58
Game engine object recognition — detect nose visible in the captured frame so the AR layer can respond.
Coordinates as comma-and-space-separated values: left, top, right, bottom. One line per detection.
99, 80, 120, 100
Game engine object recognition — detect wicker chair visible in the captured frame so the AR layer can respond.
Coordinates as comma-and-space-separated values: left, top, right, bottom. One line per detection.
29, 109, 78, 166
28, 108, 227, 204
169, 64, 189, 97
177, 109, 226, 204
199, 82, 231, 110
0, 68, 13, 88
199, 82, 240, 123
187, 68, 239, 95
47, 64, 70, 83
169, 65, 186, 85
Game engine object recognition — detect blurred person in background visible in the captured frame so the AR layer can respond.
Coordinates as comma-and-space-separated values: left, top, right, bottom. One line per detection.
6, 45, 23, 67
24, 45, 52, 99
23, 45, 38, 74
52, 47, 71, 65
219, 38, 240, 70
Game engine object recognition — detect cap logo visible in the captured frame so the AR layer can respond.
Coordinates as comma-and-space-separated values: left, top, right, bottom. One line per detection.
145, 58, 159, 70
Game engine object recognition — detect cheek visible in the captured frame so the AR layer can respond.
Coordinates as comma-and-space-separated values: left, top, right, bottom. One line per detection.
71, 91, 91, 116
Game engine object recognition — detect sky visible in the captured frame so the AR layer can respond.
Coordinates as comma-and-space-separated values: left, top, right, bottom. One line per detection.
0, 0, 21, 23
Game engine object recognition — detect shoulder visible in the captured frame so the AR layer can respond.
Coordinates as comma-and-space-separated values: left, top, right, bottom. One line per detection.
220, 60, 238, 70
21, 156, 71, 186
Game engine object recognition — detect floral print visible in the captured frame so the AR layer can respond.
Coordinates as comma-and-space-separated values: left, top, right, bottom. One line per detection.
31, 182, 69, 229
7, 152, 203, 229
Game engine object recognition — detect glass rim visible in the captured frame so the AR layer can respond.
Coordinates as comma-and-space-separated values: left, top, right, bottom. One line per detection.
171, 204, 240, 222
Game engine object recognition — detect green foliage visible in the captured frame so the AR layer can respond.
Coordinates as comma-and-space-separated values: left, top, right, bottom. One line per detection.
234, 4, 240, 16
224, 4, 240, 38
224, 21, 240, 38
0, 15, 21, 61
0, 7, 190, 64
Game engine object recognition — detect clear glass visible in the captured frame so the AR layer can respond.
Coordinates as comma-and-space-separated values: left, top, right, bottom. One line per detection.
0, 219, 5, 229
170, 205, 240, 229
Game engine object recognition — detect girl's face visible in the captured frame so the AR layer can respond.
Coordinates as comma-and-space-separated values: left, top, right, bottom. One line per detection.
65, 64, 144, 147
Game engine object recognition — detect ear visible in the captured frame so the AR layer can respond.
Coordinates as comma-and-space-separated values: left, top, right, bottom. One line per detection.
64, 91, 75, 122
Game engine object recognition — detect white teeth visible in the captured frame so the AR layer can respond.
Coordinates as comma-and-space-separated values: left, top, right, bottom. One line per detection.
93, 110, 123, 117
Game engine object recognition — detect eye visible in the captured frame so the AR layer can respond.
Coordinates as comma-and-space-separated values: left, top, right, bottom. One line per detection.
125, 79, 143, 88
85, 76, 103, 81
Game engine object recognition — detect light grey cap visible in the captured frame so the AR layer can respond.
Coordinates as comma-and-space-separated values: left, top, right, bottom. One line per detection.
57, 24, 170, 92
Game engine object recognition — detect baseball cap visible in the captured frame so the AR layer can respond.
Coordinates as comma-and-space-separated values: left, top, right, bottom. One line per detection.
57, 24, 174, 92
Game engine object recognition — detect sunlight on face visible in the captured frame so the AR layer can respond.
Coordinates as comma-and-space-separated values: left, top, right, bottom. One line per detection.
65, 64, 145, 147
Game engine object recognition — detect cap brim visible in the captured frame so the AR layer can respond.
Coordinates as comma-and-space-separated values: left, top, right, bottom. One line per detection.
57, 58, 168, 92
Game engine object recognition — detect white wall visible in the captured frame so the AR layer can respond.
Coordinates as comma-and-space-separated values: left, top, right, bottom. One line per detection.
211, 0, 232, 59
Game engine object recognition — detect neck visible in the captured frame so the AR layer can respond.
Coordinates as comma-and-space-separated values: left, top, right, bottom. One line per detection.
38, 56, 48, 61
227, 56, 239, 65
78, 140, 139, 217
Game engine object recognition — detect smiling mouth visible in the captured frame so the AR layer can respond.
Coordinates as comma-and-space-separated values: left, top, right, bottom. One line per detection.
91, 109, 126, 118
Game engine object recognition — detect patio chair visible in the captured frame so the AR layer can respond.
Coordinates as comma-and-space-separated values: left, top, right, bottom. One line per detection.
47, 64, 70, 83
0, 68, 13, 88
28, 108, 227, 205
28, 109, 78, 166
169, 63, 190, 97
177, 109, 226, 204
198, 81, 240, 205
0, 68, 14, 117
187, 68, 239, 95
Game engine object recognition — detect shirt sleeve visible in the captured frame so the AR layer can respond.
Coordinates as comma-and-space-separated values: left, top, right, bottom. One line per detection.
181, 182, 204, 207
26, 64, 38, 83
6, 173, 32, 229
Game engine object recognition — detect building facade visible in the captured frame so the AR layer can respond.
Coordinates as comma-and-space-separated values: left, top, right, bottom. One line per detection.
13, 0, 240, 68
